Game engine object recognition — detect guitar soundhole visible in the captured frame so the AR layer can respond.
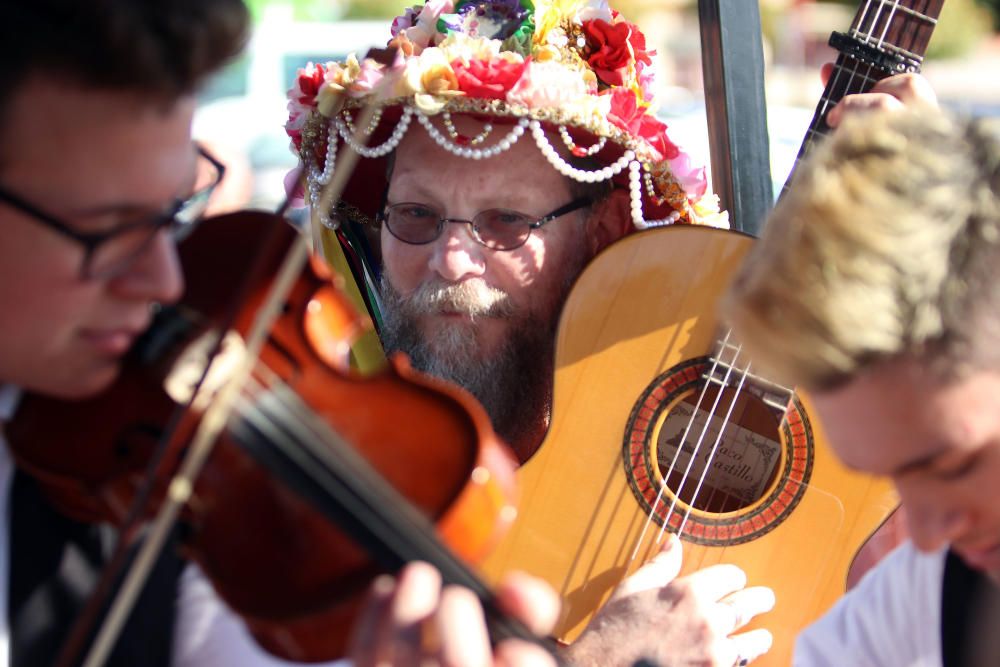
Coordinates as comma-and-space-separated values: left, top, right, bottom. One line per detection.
623, 357, 813, 545
656, 387, 782, 513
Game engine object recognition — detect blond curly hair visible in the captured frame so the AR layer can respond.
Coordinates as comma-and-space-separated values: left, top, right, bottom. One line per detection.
721, 108, 1000, 390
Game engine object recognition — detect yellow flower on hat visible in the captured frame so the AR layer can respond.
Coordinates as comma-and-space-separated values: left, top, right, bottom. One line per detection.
398, 47, 464, 114
533, 0, 583, 45
316, 55, 363, 117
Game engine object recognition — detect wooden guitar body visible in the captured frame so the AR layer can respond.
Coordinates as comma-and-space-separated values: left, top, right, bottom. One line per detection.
479, 225, 897, 665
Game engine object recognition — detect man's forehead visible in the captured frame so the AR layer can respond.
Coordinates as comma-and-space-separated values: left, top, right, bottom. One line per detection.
0, 79, 197, 207
814, 360, 1000, 474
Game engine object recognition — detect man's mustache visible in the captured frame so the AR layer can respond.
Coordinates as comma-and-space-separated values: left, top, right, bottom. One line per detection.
403, 279, 515, 318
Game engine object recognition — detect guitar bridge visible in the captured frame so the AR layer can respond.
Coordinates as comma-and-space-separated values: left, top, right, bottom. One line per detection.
829, 31, 922, 75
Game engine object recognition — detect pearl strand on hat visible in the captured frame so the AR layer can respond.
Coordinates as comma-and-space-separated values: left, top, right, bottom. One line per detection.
336, 106, 414, 158
558, 126, 607, 157
316, 120, 340, 186
416, 110, 528, 159
342, 108, 384, 136
306, 129, 341, 229
628, 161, 681, 229
442, 112, 493, 145
529, 121, 633, 184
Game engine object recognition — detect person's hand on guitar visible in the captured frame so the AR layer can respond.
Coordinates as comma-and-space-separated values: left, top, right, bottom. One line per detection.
824, 67, 938, 128
562, 535, 774, 667
349, 561, 560, 667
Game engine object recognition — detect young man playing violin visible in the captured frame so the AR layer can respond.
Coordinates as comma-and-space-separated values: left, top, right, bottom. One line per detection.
723, 107, 1000, 665
289, 2, 938, 665
0, 2, 571, 665
0, 2, 380, 665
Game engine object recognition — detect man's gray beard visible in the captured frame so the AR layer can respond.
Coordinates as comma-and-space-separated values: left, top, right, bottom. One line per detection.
379, 276, 563, 459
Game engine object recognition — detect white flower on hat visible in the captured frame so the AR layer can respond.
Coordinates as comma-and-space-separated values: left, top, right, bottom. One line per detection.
578, 0, 613, 23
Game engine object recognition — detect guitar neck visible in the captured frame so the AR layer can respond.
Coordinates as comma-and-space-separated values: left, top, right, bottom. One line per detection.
780, 0, 944, 198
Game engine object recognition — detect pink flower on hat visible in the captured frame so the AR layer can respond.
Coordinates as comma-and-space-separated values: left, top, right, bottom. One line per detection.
347, 60, 389, 98
668, 151, 708, 198
401, 0, 455, 50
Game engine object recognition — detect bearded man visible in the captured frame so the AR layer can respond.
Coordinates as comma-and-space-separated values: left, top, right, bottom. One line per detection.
286, 1, 933, 664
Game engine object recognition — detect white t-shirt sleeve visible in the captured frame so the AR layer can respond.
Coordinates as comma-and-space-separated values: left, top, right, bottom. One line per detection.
793, 541, 946, 667
172, 563, 351, 667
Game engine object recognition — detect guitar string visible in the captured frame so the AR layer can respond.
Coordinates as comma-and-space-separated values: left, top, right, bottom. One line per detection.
676, 355, 753, 539
681, 0, 899, 544
623, 0, 902, 572
658, 341, 750, 544
626, 330, 737, 564
628, 333, 749, 565
662, 0, 892, 547
696, 341, 754, 516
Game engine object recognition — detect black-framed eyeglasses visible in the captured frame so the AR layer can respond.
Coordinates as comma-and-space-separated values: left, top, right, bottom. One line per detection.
0, 145, 226, 280
378, 197, 593, 251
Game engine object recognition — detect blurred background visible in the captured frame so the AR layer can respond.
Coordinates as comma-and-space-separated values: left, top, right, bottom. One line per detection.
194, 0, 1000, 212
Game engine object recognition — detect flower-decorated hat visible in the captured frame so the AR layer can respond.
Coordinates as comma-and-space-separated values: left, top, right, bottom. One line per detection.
286, 0, 727, 234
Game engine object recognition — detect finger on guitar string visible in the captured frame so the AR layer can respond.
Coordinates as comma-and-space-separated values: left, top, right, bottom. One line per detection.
608, 534, 684, 599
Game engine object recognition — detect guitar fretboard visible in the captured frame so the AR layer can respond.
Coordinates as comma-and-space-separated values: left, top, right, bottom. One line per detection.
780, 0, 944, 199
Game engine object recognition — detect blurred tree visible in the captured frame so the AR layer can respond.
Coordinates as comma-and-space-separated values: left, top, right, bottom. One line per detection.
245, 0, 346, 22
342, 0, 412, 19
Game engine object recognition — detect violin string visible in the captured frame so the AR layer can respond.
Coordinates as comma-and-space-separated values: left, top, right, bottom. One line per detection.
626, 330, 735, 566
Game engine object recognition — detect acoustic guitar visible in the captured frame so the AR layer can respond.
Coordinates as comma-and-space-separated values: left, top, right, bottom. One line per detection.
478, 2, 943, 664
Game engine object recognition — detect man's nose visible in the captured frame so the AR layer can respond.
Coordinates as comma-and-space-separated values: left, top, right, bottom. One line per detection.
428, 220, 486, 282
111, 228, 185, 304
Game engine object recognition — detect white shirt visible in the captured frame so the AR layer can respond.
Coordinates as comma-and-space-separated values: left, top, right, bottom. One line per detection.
0, 385, 348, 667
794, 540, 947, 667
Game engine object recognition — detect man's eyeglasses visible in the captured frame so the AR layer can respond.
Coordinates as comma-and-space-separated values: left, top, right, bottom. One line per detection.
378, 197, 593, 251
0, 145, 226, 280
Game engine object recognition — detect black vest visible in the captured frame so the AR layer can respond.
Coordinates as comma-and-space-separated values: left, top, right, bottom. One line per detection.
8, 470, 183, 667
940, 550, 1000, 666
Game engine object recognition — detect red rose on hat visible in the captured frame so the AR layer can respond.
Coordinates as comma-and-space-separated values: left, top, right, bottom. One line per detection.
583, 19, 652, 88
452, 58, 529, 99
606, 87, 679, 161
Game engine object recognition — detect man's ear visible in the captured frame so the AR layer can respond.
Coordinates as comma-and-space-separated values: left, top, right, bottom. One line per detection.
585, 188, 632, 256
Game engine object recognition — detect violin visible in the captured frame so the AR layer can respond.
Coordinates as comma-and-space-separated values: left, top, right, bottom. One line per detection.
7, 209, 538, 663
